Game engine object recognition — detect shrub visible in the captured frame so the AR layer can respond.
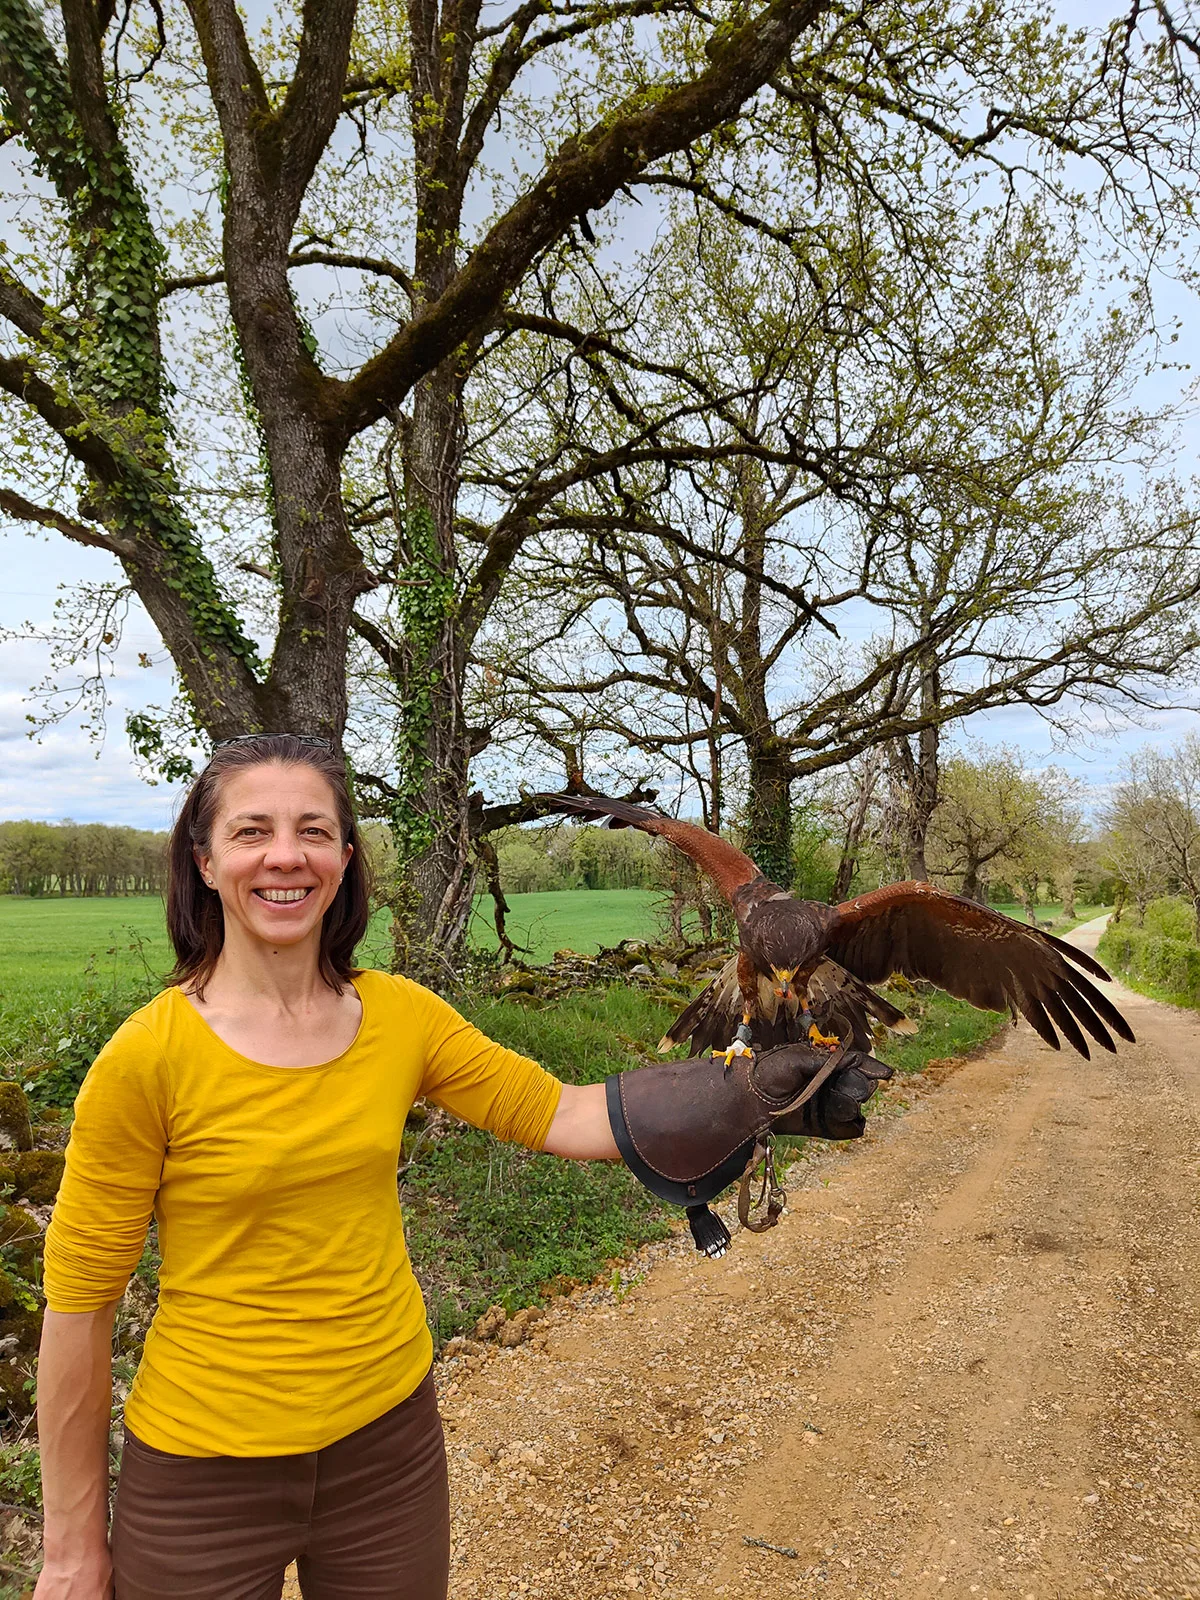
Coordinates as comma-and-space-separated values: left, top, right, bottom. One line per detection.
1099, 921, 1200, 1005
1143, 895, 1195, 942
19, 987, 150, 1110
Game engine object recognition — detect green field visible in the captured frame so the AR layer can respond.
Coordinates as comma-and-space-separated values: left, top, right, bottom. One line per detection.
0, 889, 684, 1033
989, 902, 1109, 932
466, 886, 691, 963
0, 890, 1111, 1042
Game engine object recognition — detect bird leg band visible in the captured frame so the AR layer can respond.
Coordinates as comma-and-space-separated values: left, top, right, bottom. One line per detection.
605, 1041, 893, 1253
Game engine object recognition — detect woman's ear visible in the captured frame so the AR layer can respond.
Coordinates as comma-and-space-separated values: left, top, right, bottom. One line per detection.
193, 847, 214, 888
341, 840, 354, 877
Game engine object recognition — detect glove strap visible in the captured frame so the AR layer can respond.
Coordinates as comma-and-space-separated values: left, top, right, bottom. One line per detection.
764, 1042, 847, 1117
737, 1045, 849, 1234
737, 1136, 785, 1233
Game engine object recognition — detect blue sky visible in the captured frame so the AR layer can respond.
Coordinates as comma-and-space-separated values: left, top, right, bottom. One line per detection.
1, 0, 1198, 829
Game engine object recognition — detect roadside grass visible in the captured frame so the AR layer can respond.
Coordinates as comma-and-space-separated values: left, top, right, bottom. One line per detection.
1098, 905, 1200, 1010
872, 984, 1008, 1074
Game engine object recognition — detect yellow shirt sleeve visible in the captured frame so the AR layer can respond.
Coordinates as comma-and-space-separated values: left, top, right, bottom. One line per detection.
414, 984, 563, 1150
43, 1018, 168, 1314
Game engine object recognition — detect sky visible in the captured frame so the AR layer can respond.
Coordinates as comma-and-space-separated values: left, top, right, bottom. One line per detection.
1, 0, 1198, 830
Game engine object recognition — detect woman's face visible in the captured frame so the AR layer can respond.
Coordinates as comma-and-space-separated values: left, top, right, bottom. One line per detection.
194, 761, 353, 954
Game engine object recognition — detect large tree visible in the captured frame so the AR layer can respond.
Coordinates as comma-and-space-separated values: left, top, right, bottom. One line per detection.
1105, 737, 1200, 939
481, 197, 1200, 880
2, 0, 1199, 947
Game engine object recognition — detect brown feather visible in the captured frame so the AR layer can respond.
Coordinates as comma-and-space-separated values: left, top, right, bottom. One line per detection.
661, 954, 914, 1056
539, 794, 761, 902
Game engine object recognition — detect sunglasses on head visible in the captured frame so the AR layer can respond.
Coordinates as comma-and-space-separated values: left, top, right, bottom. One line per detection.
211, 733, 336, 753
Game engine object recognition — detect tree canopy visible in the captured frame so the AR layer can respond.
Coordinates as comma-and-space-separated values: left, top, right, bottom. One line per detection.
3, 0, 1200, 947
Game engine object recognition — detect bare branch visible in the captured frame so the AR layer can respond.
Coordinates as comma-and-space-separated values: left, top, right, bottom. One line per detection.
332, 0, 836, 437
0, 487, 135, 557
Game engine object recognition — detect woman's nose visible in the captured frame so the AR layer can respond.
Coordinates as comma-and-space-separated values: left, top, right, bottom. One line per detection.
261, 833, 307, 869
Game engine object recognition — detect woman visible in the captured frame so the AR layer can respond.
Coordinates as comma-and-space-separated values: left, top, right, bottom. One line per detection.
35, 733, 619, 1600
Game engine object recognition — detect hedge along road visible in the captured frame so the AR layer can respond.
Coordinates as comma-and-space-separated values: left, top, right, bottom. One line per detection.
331, 914, 1197, 1600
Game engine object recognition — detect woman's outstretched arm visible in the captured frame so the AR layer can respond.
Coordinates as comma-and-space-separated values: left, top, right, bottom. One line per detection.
541, 1082, 620, 1160
34, 1305, 118, 1599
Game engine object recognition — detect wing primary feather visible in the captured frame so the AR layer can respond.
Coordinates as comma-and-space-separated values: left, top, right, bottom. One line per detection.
1038, 988, 1091, 1059
1054, 979, 1116, 1052
1035, 926, 1113, 983
1063, 970, 1136, 1043
1018, 990, 1063, 1050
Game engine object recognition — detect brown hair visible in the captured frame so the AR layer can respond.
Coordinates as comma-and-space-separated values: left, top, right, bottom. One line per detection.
166, 734, 372, 998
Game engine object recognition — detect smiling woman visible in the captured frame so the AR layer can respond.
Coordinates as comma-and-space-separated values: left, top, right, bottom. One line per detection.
32, 732, 622, 1600
164, 735, 368, 1020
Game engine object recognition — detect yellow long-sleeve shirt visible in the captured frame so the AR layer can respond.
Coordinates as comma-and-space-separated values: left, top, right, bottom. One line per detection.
43, 971, 562, 1457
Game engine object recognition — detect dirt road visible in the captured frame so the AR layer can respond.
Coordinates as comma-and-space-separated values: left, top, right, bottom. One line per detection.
433, 918, 1200, 1600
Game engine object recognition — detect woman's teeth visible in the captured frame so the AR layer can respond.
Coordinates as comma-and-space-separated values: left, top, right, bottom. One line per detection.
254, 888, 312, 902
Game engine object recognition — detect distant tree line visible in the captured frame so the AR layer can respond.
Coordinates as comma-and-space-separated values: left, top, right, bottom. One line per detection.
0, 821, 167, 897
488, 825, 656, 896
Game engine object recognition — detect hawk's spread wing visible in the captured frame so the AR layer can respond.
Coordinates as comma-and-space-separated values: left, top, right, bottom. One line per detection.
826, 882, 1134, 1058
541, 795, 761, 902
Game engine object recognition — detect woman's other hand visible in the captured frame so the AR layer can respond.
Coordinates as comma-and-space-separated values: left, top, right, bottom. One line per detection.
33, 1543, 113, 1598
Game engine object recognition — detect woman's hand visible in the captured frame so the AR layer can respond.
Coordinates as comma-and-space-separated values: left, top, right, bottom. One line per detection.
33, 1543, 113, 1598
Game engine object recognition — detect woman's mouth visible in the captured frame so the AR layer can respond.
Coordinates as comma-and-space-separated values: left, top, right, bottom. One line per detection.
253, 887, 315, 903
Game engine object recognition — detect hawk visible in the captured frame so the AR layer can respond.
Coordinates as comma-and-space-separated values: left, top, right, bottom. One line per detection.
544, 795, 1134, 1063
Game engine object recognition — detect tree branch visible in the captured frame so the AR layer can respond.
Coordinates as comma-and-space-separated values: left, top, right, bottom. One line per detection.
0, 487, 135, 557
331, 0, 835, 438
275, 0, 357, 219
0, 265, 51, 340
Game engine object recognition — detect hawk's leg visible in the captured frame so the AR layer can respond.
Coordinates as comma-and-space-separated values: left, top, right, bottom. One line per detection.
801, 1006, 841, 1050
713, 1012, 755, 1072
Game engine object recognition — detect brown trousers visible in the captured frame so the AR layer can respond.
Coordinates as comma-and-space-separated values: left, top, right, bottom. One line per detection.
110, 1371, 450, 1600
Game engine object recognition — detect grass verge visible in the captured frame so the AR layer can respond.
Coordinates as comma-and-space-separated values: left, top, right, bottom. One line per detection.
1098, 918, 1200, 1011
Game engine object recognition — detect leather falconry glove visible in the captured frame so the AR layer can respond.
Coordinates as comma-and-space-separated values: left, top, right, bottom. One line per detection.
605, 1041, 893, 1258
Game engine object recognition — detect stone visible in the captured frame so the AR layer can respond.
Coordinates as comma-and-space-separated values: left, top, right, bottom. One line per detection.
0, 1085, 33, 1153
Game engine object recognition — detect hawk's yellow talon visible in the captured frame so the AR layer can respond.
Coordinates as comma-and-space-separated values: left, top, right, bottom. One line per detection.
808, 1023, 841, 1049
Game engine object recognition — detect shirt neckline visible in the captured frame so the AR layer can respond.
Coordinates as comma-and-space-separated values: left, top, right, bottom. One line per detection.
171, 973, 370, 1073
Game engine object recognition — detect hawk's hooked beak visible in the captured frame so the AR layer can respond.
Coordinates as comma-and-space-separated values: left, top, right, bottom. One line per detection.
771, 968, 795, 1002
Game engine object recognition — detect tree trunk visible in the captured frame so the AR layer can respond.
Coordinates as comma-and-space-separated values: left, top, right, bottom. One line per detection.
387, 358, 477, 970
1062, 874, 1077, 919
889, 692, 940, 882
830, 757, 882, 903
744, 743, 794, 886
